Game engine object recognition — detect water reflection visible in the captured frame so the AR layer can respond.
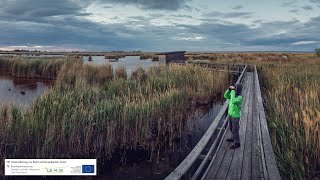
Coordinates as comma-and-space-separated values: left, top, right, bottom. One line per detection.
83, 56, 158, 75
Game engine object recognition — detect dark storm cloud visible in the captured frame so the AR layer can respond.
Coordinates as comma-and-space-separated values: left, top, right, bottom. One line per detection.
0, 0, 319, 51
252, 20, 264, 24
98, 0, 190, 10
232, 5, 243, 10
310, 0, 320, 3
289, 9, 299, 13
170, 14, 194, 19
281, 1, 297, 7
172, 16, 320, 51
103, 5, 113, 8
0, 13, 154, 51
175, 22, 260, 46
302, 5, 313, 10
0, 0, 86, 19
206, 11, 253, 19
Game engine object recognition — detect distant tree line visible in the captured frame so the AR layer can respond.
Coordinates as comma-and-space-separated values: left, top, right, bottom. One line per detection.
13, 49, 41, 52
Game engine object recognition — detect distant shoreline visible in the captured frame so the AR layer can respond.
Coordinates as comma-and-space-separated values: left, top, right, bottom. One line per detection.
0, 51, 314, 56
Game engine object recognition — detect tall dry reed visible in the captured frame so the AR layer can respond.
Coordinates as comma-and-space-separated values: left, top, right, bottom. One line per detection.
0, 63, 227, 174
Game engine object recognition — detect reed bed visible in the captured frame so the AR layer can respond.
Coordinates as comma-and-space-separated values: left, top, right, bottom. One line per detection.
0, 56, 81, 79
0, 63, 227, 171
139, 55, 159, 61
186, 52, 316, 64
260, 60, 320, 180
139, 55, 153, 60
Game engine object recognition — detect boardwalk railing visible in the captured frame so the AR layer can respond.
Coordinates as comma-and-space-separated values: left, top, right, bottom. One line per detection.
165, 65, 247, 180
254, 66, 281, 180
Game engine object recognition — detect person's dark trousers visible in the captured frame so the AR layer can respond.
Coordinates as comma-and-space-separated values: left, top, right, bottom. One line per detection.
228, 116, 233, 131
229, 117, 240, 144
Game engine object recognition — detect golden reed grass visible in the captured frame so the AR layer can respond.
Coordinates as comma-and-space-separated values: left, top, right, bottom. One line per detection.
0, 61, 227, 175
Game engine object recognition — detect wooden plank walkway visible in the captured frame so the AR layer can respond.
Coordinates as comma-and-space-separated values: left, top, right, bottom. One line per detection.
202, 72, 261, 180
165, 65, 281, 180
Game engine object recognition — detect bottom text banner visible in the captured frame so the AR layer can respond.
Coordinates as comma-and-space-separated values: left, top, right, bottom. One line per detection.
5, 159, 96, 176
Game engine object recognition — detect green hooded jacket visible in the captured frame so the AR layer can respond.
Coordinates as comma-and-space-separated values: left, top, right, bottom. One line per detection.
224, 89, 243, 118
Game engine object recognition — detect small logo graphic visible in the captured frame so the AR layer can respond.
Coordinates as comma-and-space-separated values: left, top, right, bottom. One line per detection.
46, 167, 64, 173
82, 165, 94, 173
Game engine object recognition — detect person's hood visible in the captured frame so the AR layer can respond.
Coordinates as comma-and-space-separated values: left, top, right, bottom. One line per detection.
235, 83, 243, 96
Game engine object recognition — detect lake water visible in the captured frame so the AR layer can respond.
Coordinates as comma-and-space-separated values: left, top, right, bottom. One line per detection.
83, 56, 158, 75
0, 70, 52, 108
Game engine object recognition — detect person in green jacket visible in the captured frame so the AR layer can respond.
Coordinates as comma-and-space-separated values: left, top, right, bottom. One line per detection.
224, 83, 243, 149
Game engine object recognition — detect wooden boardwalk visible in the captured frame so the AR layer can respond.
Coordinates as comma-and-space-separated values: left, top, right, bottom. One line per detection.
202, 72, 261, 180
165, 66, 281, 180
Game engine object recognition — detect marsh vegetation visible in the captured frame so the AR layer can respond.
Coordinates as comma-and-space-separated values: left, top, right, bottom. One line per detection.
0, 58, 227, 175
260, 60, 320, 180
0, 56, 80, 79
1, 52, 318, 179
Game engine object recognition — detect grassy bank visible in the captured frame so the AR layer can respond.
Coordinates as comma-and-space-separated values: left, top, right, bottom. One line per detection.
0, 63, 227, 172
0, 56, 82, 79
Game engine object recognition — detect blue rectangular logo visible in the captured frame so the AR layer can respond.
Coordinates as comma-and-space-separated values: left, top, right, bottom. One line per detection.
82, 165, 94, 173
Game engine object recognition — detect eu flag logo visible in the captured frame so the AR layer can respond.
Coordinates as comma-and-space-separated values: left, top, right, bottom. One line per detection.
82, 165, 94, 173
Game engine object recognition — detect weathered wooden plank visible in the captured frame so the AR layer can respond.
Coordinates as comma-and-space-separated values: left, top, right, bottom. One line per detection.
214, 145, 235, 179
192, 116, 229, 180
226, 73, 253, 180
251, 70, 262, 180
241, 73, 254, 180
200, 121, 229, 180
254, 66, 282, 180
203, 71, 250, 180
202, 130, 232, 180
198, 154, 212, 160
257, 113, 267, 180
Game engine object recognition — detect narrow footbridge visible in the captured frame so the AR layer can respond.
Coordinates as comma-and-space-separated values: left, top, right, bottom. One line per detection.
165, 65, 281, 180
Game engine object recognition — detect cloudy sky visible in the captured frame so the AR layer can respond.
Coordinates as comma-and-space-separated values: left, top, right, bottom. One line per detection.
0, 0, 319, 51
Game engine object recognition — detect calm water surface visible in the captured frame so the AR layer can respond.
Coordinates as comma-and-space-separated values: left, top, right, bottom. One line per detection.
83, 56, 158, 75
0, 70, 52, 108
